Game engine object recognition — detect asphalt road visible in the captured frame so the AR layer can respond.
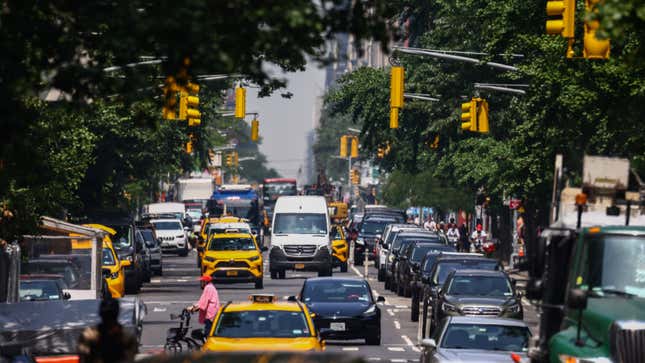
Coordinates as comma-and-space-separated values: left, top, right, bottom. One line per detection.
138, 249, 539, 362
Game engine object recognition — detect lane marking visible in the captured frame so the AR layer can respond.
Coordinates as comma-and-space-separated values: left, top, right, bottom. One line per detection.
412, 347, 421, 353
144, 300, 195, 305
342, 347, 359, 351
390, 359, 407, 363
387, 347, 405, 352
152, 307, 166, 312
394, 320, 401, 329
395, 305, 408, 309
367, 358, 381, 361
387, 309, 395, 317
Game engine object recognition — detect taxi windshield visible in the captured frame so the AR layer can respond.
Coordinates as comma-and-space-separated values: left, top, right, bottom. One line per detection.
214, 310, 311, 338
208, 237, 256, 251
302, 281, 371, 303
102, 248, 116, 266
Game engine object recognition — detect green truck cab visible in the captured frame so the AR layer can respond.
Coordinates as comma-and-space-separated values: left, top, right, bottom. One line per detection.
526, 225, 645, 363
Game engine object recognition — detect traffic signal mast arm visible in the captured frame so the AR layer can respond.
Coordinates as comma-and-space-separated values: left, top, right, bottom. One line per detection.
393, 46, 521, 72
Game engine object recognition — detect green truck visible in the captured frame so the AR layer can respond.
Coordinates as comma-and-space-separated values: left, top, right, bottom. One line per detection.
525, 220, 644, 363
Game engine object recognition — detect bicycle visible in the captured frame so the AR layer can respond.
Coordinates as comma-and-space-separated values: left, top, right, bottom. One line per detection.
164, 309, 204, 354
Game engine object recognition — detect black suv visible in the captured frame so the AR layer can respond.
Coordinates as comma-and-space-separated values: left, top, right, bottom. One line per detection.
420, 253, 501, 336
410, 249, 459, 321
354, 215, 398, 265
101, 217, 145, 294
395, 241, 454, 298
385, 231, 440, 292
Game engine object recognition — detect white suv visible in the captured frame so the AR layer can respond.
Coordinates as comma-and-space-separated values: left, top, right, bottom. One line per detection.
150, 219, 188, 256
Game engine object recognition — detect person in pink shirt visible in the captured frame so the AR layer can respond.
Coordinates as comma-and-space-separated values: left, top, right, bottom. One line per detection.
188, 275, 221, 336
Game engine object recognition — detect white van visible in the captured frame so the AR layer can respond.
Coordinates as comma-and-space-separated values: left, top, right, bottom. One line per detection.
269, 196, 332, 279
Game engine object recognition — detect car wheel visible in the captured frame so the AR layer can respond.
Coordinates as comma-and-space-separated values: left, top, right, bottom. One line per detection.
377, 268, 385, 282
404, 285, 411, 298
340, 262, 348, 273
390, 278, 397, 292
270, 270, 278, 279
366, 333, 381, 345
411, 290, 420, 322
396, 283, 404, 297
196, 255, 202, 268
278, 270, 286, 279
384, 277, 391, 290
254, 278, 263, 289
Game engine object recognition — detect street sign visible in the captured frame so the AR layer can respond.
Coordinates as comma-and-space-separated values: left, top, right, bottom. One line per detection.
509, 198, 522, 210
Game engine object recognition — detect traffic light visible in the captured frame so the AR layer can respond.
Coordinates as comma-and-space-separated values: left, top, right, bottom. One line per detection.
162, 76, 180, 120
234, 86, 246, 119
389, 66, 404, 129
185, 133, 194, 154
225, 153, 233, 166
233, 151, 239, 166
180, 81, 201, 126
377, 147, 385, 159
461, 99, 477, 132
546, 0, 575, 38
428, 134, 440, 149
350, 137, 359, 158
251, 119, 259, 142
583, 0, 610, 59
477, 99, 489, 133
350, 169, 360, 185
339, 135, 348, 157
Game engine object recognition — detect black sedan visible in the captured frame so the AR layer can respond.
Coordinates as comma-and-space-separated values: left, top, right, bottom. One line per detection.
298, 277, 385, 345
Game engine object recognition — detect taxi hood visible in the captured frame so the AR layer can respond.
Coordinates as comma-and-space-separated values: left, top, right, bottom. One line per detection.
204, 337, 320, 352
204, 250, 260, 260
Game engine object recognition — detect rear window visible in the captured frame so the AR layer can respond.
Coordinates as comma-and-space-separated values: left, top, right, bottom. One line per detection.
433, 260, 499, 284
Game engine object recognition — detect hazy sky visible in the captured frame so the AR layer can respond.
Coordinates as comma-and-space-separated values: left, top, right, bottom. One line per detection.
245, 62, 326, 181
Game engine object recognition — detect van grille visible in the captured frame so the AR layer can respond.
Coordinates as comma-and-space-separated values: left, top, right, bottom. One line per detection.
611, 320, 645, 363
284, 245, 317, 256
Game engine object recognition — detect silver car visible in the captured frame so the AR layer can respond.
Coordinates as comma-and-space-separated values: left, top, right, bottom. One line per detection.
420, 316, 530, 363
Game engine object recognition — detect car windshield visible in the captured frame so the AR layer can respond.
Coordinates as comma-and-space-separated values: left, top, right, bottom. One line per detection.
302, 280, 371, 303
111, 225, 132, 249
360, 220, 392, 235
20, 280, 62, 301
102, 248, 116, 266
441, 323, 530, 351
208, 237, 256, 251
392, 235, 433, 251
579, 234, 645, 298
263, 183, 297, 199
24, 262, 80, 289
153, 221, 183, 231
274, 213, 327, 235
434, 260, 499, 285
447, 275, 513, 297
412, 245, 453, 262
214, 310, 310, 338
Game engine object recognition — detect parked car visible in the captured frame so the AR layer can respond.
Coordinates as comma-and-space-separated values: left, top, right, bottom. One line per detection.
377, 223, 424, 281
298, 277, 385, 345
421, 253, 502, 334
19, 274, 71, 302
385, 231, 441, 291
395, 241, 455, 298
419, 316, 530, 363
21, 259, 82, 289
138, 228, 163, 276
433, 269, 523, 324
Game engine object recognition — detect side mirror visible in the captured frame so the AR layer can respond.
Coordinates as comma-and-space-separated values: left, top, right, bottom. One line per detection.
376, 296, 385, 303
261, 246, 268, 252
120, 260, 132, 267
567, 288, 588, 310
421, 338, 437, 350
63, 292, 71, 300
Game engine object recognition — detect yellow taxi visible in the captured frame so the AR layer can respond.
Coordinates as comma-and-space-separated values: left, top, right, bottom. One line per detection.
202, 294, 324, 352
197, 216, 251, 268
330, 224, 349, 272
201, 232, 265, 289
328, 201, 348, 221
73, 224, 130, 298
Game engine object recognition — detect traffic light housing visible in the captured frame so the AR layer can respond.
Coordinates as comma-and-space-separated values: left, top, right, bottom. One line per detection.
389, 66, 404, 129
162, 76, 180, 120
583, 0, 610, 59
546, 0, 575, 38
477, 99, 489, 133
461, 99, 477, 132
339, 135, 348, 157
235, 87, 246, 119
377, 147, 385, 159
225, 153, 233, 166
428, 134, 440, 149
180, 82, 201, 126
185, 140, 193, 154
350, 169, 360, 185
350, 137, 359, 158
251, 119, 259, 142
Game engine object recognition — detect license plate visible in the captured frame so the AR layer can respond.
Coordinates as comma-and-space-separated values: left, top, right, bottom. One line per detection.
330, 322, 345, 331
226, 270, 238, 276
294, 263, 305, 269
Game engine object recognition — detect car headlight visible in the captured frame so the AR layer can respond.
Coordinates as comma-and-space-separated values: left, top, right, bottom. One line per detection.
248, 255, 260, 262
176, 234, 185, 239
356, 239, 365, 246
204, 256, 216, 263
121, 255, 133, 262
363, 305, 377, 315
442, 302, 459, 313
505, 303, 521, 313
558, 355, 612, 363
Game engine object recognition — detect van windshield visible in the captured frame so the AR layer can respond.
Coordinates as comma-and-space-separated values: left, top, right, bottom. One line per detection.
274, 213, 327, 235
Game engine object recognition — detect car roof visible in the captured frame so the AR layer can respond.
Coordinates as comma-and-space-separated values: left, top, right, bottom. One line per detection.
450, 269, 508, 277
305, 277, 367, 284
150, 218, 182, 223
210, 232, 253, 239
447, 316, 529, 328
20, 274, 65, 280
222, 301, 304, 312
436, 255, 494, 263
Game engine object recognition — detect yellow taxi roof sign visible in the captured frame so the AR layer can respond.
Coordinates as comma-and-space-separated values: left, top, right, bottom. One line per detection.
249, 294, 275, 303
